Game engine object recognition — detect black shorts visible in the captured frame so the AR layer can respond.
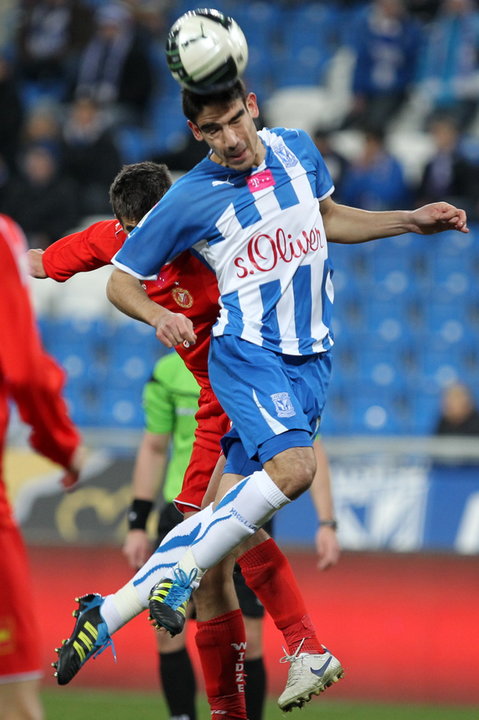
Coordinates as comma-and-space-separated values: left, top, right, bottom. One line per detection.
156, 503, 273, 619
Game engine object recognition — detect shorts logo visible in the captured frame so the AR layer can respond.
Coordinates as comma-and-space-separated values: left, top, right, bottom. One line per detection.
171, 287, 193, 308
271, 392, 296, 418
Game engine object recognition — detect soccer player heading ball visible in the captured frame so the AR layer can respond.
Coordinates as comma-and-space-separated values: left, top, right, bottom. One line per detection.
166, 8, 248, 93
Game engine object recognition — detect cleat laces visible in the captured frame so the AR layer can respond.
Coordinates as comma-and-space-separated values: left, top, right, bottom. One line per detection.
279, 638, 306, 688
167, 567, 198, 609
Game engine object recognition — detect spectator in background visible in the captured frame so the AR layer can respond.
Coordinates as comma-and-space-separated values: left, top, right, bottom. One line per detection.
0, 54, 24, 173
17, 0, 94, 97
416, 115, 479, 220
406, 0, 441, 22
435, 382, 479, 436
341, 0, 423, 132
154, 131, 210, 173
340, 127, 411, 210
311, 128, 349, 200
2, 144, 79, 249
61, 95, 122, 216
72, 2, 155, 125
0, 213, 84, 720
416, 0, 479, 131
21, 100, 63, 159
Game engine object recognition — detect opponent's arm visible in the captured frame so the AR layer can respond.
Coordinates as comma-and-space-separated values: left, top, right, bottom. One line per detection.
320, 196, 469, 244
107, 268, 197, 348
310, 439, 340, 570
1, 223, 85, 486
27, 220, 121, 281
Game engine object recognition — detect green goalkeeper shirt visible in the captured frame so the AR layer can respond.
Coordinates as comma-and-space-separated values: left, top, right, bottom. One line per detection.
142, 352, 200, 503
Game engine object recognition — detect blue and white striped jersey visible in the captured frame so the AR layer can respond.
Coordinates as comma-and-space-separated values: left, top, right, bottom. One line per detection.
113, 126, 335, 355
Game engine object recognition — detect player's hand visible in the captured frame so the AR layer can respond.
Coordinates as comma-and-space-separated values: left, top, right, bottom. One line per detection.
315, 526, 340, 571
153, 310, 197, 348
27, 248, 48, 278
60, 445, 87, 492
410, 202, 469, 235
123, 530, 153, 569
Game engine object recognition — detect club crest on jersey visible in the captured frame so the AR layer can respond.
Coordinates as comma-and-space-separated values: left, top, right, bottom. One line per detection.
171, 287, 193, 308
271, 392, 296, 418
272, 138, 298, 168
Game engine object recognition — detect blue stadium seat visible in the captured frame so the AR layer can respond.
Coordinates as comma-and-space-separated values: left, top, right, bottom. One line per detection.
98, 387, 145, 428
116, 127, 152, 164
348, 390, 402, 435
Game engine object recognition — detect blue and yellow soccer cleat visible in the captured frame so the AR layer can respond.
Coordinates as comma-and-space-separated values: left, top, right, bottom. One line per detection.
148, 568, 198, 636
52, 593, 115, 685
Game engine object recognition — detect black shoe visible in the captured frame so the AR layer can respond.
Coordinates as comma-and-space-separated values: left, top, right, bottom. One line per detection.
52, 593, 114, 685
148, 568, 197, 636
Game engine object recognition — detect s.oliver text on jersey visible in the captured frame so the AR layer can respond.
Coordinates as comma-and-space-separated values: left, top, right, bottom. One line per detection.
233, 226, 324, 277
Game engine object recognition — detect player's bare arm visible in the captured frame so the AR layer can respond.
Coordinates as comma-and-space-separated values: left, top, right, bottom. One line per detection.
27, 248, 47, 278
123, 431, 170, 569
309, 440, 340, 571
107, 268, 197, 348
320, 196, 468, 244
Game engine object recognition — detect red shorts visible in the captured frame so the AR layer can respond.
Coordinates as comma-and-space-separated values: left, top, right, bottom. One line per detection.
0, 524, 42, 682
174, 386, 230, 514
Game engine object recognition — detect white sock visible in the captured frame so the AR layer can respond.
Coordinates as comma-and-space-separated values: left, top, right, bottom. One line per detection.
179, 469, 290, 573
100, 504, 214, 634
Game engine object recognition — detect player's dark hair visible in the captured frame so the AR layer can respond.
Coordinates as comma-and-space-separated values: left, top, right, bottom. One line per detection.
109, 161, 172, 223
182, 79, 247, 123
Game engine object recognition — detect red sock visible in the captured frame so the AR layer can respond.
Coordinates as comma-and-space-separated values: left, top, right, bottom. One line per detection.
237, 538, 324, 655
195, 609, 247, 720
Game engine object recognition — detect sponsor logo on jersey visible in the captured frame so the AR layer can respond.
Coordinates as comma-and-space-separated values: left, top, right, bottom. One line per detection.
271, 392, 296, 418
233, 226, 324, 278
246, 169, 275, 193
172, 287, 193, 308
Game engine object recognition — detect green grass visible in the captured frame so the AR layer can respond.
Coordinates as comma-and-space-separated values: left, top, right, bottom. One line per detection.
41, 689, 479, 720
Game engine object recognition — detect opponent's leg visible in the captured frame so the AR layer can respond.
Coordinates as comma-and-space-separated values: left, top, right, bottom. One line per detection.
193, 557, 247, 720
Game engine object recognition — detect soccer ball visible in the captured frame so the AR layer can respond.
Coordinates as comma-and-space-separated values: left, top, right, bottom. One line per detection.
166, 8, 248, 94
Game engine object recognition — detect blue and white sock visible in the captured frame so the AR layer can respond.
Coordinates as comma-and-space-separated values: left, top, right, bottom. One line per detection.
179, 469, 290, 574
101, 504, 214, 633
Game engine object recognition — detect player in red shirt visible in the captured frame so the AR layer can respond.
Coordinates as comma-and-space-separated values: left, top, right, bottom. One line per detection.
0, 214, 84, 720
30, 163, 340, 716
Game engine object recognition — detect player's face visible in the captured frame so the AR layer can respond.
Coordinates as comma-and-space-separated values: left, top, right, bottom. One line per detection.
120, 218, 137, 234
188, 93, 265, 171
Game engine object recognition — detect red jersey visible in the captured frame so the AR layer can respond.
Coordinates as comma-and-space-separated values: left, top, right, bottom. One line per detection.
0, 215, 80, 528
42, 220, 220, 387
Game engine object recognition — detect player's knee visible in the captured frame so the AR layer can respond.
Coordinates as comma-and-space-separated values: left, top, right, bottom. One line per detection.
267, 447, 316, 499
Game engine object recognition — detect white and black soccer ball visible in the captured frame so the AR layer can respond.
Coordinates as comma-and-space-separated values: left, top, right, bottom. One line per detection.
166, 8, 248, 94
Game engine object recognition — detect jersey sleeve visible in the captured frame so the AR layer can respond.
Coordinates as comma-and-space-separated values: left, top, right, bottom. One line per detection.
112, 180, 204, 279
292, 129, 335, 201
42, 220, 124, 281
0, 216, 80, 468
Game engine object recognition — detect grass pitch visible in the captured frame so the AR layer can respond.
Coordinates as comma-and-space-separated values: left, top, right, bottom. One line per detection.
42, 689, 479, 720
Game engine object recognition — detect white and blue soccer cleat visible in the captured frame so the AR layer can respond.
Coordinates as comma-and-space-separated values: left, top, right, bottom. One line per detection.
277, 643, 344, 711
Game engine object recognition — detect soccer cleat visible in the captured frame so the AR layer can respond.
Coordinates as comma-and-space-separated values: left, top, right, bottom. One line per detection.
277, 643, 344, 712
52, 593, 115, 685
148, 567, 198, 636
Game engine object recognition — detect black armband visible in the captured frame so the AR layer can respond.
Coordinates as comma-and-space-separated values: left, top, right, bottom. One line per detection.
319, 519, 338, 531
128, 499, 154, 530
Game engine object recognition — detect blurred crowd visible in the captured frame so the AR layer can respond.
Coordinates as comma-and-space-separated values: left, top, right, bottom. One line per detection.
0, 0, 479, 249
